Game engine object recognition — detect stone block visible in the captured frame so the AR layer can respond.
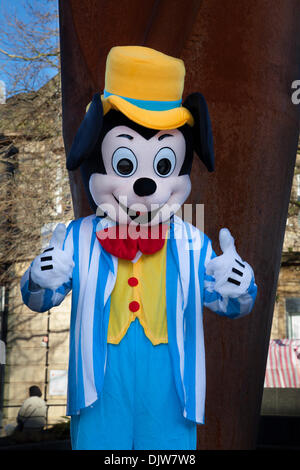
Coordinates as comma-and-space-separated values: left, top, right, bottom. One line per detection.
47, 346, 69, 367
6, 347, 46, 366
49, 310, 71, 331
5, 364, 45, 383
48, 331, 69, 350
7, 312, 48, 333
6, 332, 48, 349
47, 405, 68, 425
261, 388, 300, 416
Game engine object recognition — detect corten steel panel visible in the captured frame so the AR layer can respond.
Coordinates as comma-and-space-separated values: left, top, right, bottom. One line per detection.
59, 0, 300, 449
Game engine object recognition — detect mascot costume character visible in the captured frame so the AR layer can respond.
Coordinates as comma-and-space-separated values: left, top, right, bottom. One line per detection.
21, 46, 257, 450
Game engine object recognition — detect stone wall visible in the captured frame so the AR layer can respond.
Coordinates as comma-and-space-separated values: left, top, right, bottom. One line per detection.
0, 75, 73, 434
3, 261, 71, 429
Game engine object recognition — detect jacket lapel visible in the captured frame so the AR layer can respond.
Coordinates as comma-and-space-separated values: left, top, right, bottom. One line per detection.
92, 216, 118, 306
167, 217, 190, 311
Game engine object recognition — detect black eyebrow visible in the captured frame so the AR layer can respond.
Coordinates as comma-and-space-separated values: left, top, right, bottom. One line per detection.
158, 133, 173, 141
117, 134, 134, 140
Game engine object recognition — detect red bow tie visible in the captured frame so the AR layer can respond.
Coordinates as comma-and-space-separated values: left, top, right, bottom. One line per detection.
96, 224, 168, 260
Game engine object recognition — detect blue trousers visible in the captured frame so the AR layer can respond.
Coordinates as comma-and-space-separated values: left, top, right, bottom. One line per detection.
71, 318, 197, 450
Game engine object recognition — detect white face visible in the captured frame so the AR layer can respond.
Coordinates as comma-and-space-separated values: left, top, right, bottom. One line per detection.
89, 125, 191, 225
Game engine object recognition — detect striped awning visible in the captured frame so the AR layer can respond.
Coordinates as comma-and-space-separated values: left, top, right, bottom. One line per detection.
264, 339, 300, 388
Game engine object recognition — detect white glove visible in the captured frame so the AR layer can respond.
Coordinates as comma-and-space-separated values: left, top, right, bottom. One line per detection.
30, 223, 74, 291
206, 228, 253, 298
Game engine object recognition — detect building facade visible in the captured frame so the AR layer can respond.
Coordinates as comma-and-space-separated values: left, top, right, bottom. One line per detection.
0, 76, 73, 434
261, 144, 300, 417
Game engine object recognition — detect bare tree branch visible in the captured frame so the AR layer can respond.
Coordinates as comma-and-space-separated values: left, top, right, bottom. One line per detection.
0, 0, 60, 96
0, 74, 74, 286
0, 47, 59, 62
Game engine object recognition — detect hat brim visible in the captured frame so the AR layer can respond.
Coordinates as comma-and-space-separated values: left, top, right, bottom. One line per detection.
101, 94, 194, 130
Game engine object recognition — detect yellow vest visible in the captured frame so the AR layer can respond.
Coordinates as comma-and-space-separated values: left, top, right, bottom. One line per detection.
107, 240, 168, 345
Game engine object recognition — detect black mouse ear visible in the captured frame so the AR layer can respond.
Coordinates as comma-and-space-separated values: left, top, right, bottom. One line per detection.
66, 93, 103, 171
182, 92, 214, 172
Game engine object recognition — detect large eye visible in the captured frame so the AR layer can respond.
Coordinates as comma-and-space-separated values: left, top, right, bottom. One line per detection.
112, 147, 137, 177
153, 147, 176, 177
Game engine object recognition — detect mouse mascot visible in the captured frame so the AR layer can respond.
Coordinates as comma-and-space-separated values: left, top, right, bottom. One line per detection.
20, 46, 257, 450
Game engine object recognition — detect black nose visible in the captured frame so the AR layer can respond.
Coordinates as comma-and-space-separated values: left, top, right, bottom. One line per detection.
133, 178, 157, 197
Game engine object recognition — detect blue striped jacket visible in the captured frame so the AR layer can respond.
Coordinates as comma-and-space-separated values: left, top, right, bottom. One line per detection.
21, 214, 257, 423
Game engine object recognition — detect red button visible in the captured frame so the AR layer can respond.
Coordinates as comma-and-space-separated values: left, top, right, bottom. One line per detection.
128, 277, 138, 287
129, 301, 140, 312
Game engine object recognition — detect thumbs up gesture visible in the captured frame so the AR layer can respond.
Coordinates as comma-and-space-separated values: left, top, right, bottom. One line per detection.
30, 223, 74, 291
206, 228, 253, 298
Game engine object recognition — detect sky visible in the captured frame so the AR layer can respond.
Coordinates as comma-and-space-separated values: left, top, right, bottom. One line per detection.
0, 0, 59, 97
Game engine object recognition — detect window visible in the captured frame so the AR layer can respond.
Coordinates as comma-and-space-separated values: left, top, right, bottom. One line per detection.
286, 297, 300, 339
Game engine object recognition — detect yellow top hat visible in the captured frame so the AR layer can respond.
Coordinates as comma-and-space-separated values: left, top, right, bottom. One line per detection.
101, 46, 194, 130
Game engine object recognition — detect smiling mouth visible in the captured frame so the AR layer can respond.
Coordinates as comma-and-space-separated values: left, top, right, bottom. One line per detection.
113, 195, 165, 223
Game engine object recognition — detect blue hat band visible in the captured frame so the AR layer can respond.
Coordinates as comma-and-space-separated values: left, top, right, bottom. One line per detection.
104, 90, 182, 112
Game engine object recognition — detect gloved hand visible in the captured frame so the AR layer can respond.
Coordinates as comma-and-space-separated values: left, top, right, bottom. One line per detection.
29, 223, 74, 291
206, 228, 253, 298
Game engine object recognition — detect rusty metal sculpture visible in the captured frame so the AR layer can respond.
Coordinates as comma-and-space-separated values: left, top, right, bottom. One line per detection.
58, 0, 300, 449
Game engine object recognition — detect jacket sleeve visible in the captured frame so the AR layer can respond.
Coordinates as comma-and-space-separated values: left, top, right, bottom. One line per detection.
20, 221, 74, 313
203, 239, 257, 319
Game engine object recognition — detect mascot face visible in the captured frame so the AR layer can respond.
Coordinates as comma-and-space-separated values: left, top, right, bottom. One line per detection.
66, 47, 214, 226
67, 97, 213, 227
89, 125, 191, 225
